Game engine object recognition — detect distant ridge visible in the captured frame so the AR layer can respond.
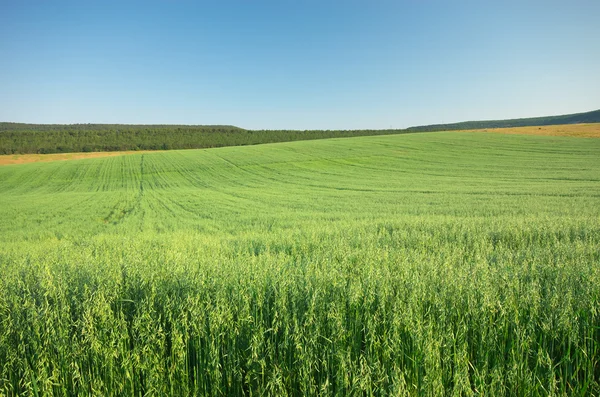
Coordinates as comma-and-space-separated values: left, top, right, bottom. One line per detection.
406, 109, 600, 132
0, 124, 406, 155
0, 123, 244, 131
1, 109, 599, 155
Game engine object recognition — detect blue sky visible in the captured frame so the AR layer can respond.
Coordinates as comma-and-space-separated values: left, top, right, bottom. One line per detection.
1, 1, 599, 129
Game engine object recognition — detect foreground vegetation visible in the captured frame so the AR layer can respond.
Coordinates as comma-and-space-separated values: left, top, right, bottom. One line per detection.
0, 132, 599, 396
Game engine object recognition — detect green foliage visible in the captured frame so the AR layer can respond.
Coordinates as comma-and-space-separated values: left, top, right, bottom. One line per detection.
3, 109, 599, 155
0, 132, 599, 395
406, 109, 600, 132
0, 123, 408, 155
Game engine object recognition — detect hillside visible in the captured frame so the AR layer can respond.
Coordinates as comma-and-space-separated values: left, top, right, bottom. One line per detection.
0, 123, 406, 155
406, 108, 600, 132
2, 108, 599, 155
1, 132, 599, 394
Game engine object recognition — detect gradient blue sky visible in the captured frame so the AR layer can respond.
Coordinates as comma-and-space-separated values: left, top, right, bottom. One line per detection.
1, 1, 599, 129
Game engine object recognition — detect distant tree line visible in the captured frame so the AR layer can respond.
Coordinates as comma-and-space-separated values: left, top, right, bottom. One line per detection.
0, 123, 410, 155
2, 108, 598, 155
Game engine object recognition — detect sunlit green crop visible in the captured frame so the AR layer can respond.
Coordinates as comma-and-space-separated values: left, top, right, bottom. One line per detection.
0, 132, 599, 396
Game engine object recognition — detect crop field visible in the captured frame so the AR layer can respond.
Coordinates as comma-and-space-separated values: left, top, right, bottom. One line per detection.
0, 150, 157, 166
0, 132, 599, 396
462, 123, 600, 138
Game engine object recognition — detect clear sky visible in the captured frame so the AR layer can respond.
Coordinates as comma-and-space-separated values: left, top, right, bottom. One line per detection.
1, 1, 599, 129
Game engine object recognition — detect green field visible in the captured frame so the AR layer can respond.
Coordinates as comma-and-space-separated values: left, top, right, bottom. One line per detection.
1, 132, 599, 396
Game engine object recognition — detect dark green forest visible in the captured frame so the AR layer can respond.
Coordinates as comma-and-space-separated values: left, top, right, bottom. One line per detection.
1, 109, 598, 154
0, 124, 408, 155
405, 108, 600, 132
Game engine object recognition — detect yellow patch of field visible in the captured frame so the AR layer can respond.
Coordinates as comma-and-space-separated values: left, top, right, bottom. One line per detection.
0, 150, 151, 166
460, 123, 600, 138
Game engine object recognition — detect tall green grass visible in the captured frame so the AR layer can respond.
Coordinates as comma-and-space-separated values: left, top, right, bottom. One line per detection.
0, 132, 599, 395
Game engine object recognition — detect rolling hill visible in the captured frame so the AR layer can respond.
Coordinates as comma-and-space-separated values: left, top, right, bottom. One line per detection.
1, 132, 599, 395
406, 108, 600, 132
